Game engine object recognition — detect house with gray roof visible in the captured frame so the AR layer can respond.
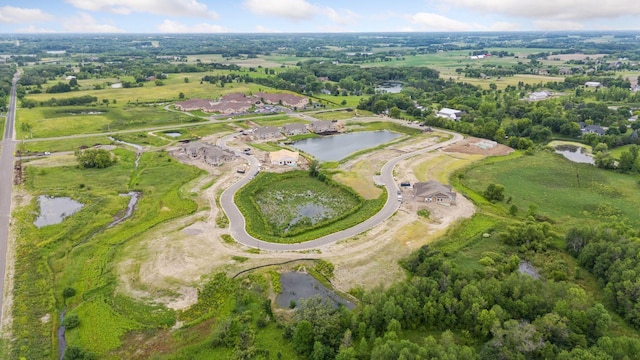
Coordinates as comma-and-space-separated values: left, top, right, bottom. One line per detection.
254, 126, 281, 140
413, 180, 457, 205
309, 120, 336, 134
281, 123, 308, 136
182, 142, 235, 166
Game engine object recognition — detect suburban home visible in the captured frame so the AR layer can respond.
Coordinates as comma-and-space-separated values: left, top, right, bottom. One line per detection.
182, 142, 235, 166
256, 92, 310, 109
585, 81, 602, 88
580, 124, 606, 136
308, 120, 336, 134
413, 180, 457, 205
631, 85, 640, 93
270, 150, 299, 166
202, 147, 235, 166
281, 123, 308, 136
437, 108, 463, 121
528, 91, 551, 101
175, 98, 214, 112
254, 126, 281, 140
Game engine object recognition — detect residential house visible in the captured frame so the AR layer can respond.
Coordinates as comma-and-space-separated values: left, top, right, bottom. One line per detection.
413, 180, 457, 205
437, 108, 463, 121
256, 92, 309, 109
537, 69, 549, 76
528, 91, 551, 102
309, 120, 336, 134
631, 85, 640, 93
175, 98, 214, 112
559, 68, 573, 75
281, 123, 308, 136
585, 81, 602, 88
182, 142, 235, 166
580, 124, 606, 136
270, 150, 299, 166
254, 126, 281, 140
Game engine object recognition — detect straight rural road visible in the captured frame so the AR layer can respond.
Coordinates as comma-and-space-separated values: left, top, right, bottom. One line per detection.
219, 128, 463, 251
0, 72, 19, 328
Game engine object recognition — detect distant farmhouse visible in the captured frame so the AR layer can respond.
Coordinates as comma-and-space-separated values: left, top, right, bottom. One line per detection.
528, 90, 551, 102
436, 108, 463, 121
413, 180, 457, 205
182, 142, 235, 166
585, 81, 602, 88
270, 150, 299, 166
579, 123, 606, 136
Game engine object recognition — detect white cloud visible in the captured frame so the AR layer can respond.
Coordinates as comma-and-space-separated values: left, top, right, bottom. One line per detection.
17, 25, 58, 33
66, 0, 218, 19
534, 20, 584, 31
255, 25, 281, 33
408, 12, 477, 31
244, 0, 318, 20
63, 13, 125, 33
157, 19, 228, 33
0, 6, 52, 24
489, 21, 520, 31
440, 0, 640, 21
325, 8, 360, 26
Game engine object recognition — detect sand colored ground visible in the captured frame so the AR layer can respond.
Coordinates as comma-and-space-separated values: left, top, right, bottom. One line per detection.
116, 129, 501, 310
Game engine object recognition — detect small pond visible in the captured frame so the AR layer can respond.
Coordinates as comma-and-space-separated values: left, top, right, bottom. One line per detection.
34, 196, 84, 228
555, 145, 594, 165
375, 82, 403, 94
277, 272, 355, 310
164, 132, 182, 138
292, 130, 401, 161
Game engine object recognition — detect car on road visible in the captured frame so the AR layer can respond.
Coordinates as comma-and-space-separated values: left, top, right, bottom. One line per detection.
44, 151, 51, 155
397, 195, 402, 202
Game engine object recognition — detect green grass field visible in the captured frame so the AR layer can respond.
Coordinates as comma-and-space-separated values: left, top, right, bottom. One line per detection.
460, 150, 640, 230
12, 149, 204, 358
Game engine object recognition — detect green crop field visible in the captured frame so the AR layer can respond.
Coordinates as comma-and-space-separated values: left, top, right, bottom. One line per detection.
460, 150, 640, 230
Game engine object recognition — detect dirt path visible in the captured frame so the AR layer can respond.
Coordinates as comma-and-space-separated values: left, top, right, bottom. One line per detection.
116, 130, 480, 309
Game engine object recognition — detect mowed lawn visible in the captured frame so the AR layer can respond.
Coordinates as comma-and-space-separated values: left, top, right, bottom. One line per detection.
461, 150, 640, 230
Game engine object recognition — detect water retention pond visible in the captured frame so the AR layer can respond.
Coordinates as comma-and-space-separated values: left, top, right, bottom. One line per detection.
277, 272, 355, 310
292, 130, 401, 162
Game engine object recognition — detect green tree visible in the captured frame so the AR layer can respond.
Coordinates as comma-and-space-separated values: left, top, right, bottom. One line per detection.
63, 314, 80, 330
293, 320, 314, 356
178, 92, 185, 99
74, 148, 116, 169
389, 106, 401, 119
483, 183, 505, 202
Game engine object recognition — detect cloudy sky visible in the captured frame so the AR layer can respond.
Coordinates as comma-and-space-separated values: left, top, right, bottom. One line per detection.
0, 0, 639, 33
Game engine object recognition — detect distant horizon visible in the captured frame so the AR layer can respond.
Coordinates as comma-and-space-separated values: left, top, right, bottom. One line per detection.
1, 1, 639, 34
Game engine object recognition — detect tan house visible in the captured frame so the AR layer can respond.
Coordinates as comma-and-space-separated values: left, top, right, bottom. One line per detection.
309, 120, 336, 134
254, 126, 281, 140
270, 150, 299, 166
413, 180, 457, 205
281, 123, 308, 136
182, 142, 235, 166
256, 92, 309, 109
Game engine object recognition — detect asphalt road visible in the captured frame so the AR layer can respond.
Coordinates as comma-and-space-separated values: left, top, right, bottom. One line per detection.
218, 128, 463, 251
0, 72, 19, 327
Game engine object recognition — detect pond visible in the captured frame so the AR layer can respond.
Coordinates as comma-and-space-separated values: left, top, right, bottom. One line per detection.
276, 272, 355, 310
375, 82, 403, 94
163, 132, 182, 138
292, 130, 401, 161
34, 196, 84, 228
555, 145, 594, 165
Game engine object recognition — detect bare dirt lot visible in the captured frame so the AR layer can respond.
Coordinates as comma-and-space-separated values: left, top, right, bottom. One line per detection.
443, 136, 514, 156
116, 130, 500, 310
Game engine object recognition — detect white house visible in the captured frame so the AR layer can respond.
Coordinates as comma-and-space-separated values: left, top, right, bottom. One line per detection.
270, 150, 299, 166
585, 81, 602, 88
528, 91, 551, 101
437, 108, 463, 121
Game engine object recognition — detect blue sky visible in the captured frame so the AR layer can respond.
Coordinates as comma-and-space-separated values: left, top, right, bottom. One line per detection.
1, 0, 639, 33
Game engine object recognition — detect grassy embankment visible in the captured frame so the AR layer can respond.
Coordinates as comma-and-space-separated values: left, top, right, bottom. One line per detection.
434, 148, 640, 337
235, 171, 385, 243
11, 148, 204, 358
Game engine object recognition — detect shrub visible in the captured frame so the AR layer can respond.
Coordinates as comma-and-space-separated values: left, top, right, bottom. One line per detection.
63, 314, 80, 330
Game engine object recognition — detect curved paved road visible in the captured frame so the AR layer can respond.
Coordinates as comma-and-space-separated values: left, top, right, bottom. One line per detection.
0, 72, 19, 327
218, 128, 463, 251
